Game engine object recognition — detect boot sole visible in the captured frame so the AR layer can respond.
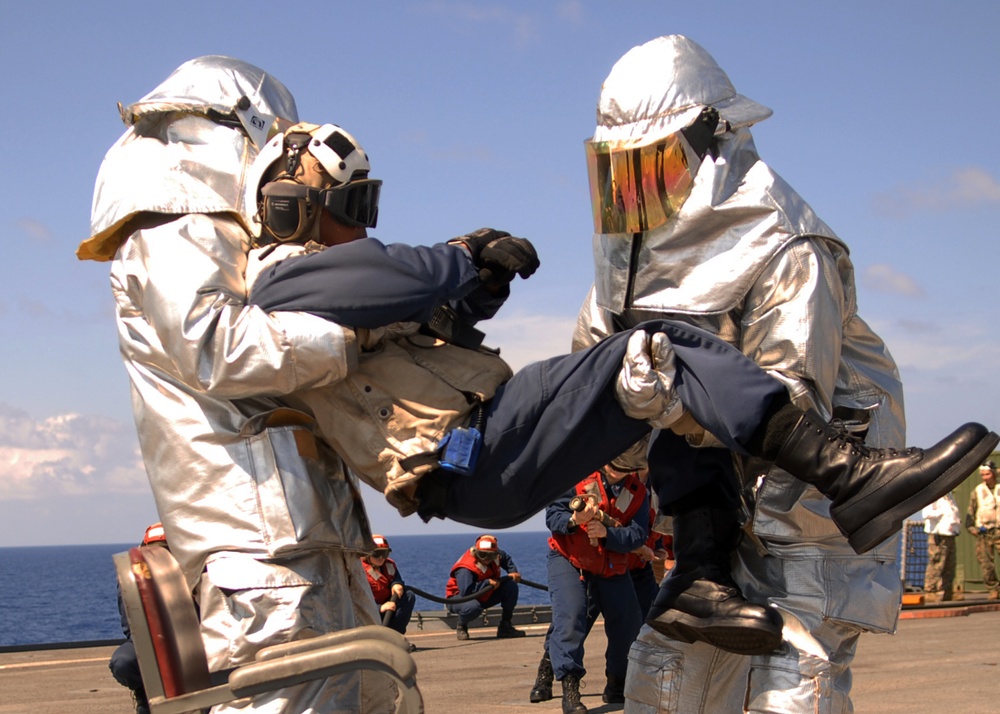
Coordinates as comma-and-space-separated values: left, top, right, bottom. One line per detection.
645, 609, 783, 655
841, 431, 1000, 554
529, 691, 552, 703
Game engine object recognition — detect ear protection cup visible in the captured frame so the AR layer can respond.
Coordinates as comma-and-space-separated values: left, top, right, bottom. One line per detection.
260, 182, 318, 242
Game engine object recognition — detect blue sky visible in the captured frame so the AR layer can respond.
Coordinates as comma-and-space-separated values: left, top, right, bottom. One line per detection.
1, 1, 998, 546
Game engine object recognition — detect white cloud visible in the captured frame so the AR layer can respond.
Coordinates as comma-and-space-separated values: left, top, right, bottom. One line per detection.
869, 318, 999, 376
414, 1, 540, 45
429, 144, 495, 163
479, 311, 579, 370
0, 404, 146, 500
861, 264, 924, 297
556, 0, 584, 24
17, 218, 52, 242
872, 166, 1000, 217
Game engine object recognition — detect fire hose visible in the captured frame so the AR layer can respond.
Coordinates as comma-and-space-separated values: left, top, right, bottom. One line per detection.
381, 575, 548, 625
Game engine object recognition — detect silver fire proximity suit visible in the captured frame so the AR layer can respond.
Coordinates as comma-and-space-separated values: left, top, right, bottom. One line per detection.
573, 36, 905, 713
79, 57, 394, 713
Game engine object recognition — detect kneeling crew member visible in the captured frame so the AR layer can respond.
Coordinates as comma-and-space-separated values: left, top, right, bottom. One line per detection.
362, 534, 416, 636
445, 535, 525, 640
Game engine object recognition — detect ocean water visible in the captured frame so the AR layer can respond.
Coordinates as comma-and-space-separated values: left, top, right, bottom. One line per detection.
0, 532, 552, 647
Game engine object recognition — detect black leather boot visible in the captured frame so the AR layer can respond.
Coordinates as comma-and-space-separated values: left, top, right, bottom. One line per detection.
529, 651, 553, 703
645, 499, 783, 655
497, 618, 526, 638
601, 671, 626, 704
560, 673, 588, 714
132, 688, 150, 714
775, 409, 999, 554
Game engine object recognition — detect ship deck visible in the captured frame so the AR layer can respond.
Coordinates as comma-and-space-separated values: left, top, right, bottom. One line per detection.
2, 596, 997, 713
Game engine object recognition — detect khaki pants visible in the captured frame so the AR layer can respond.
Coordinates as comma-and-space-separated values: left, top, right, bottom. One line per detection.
924, 533, 956, 596
975, 530, 1000, 593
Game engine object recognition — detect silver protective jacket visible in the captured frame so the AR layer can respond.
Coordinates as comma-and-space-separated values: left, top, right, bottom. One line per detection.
87, 58, 393, 712
575, 36, 905, 713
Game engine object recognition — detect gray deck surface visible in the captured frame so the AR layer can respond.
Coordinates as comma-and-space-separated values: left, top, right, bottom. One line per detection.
2, 600, 997, 713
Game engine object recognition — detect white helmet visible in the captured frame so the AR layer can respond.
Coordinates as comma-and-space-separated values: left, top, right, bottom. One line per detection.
246, 122, 381, 243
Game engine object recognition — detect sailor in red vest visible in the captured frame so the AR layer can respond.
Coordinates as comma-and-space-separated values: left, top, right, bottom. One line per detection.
110, 523, 169, 714
361, 534, 416, 637
445, 534, 525, 640
530, 462, 649, 713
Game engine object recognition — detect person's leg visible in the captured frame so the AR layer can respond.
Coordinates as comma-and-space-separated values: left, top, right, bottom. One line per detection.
924, 534, 945, 600
427, 319, 781, 528
390, 590, 416, 634
448, 600, 484, 639
546, 550, 590, 682
593, 574, 642, 704
629, 563, 659, 621
109, 640, 144, 691
530, 624, 556, 703
109, 640, 149, 713
424, 316, 997, 556
990, 535, 1000, 598
978, 534, 1000, 598
626, 321, 999, 556
940, 535, 958, 600
488, 579, 525, 638
530, 650, 555, 702
546, 550, 590, 714
645, 459, 783, 655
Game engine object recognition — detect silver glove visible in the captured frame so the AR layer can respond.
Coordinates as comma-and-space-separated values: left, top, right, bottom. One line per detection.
615, 331, 684, 429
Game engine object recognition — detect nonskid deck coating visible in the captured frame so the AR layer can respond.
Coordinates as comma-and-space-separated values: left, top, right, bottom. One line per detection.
2, 598, 997, 713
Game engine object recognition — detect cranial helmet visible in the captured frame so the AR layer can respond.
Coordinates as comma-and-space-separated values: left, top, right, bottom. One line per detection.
369, 534, 392, 558
247, 122, 381, 244
142, 522, 167, 546
472, 534, 499, 561
585, 35, 773, 235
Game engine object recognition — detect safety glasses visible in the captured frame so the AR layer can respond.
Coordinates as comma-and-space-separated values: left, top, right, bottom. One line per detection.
584, 131, 696, 235
370, 549, 390, 559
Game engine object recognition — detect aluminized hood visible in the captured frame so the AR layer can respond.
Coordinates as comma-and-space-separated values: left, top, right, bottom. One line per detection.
79, 55, 297, 262
589, 36, 844, 315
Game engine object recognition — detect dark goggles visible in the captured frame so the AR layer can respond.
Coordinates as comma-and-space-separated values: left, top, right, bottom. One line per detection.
322, 179, 381, 228
473, 549, 499, 562
261, 178, 381, 242
370, 548, 390, 559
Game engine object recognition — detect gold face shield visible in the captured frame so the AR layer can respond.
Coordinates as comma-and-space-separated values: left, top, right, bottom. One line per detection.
584, 131, 698, 235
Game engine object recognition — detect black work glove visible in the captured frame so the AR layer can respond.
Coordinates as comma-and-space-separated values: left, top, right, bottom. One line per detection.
450, 227, 540, 288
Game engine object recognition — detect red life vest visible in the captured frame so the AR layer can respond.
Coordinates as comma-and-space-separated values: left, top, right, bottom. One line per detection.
446, 549, 501, 604
549, 471, 647, 578
363, 557, 399, 604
